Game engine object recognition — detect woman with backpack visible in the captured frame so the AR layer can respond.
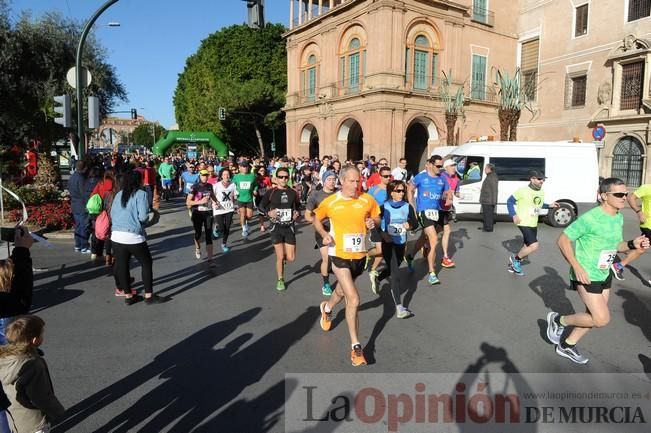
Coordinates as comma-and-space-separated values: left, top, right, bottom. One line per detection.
89, 169, 117, 264
110, 170, 167, 305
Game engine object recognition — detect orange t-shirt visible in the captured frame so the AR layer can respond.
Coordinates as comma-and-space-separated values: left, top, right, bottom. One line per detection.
314, 192, 380, 260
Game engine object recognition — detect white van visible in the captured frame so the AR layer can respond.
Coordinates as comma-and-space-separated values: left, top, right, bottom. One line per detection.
449, 141, 599, 227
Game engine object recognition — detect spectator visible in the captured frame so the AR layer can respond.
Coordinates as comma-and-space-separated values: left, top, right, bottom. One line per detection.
480, 163, 499, 232
68, 157, 94, 253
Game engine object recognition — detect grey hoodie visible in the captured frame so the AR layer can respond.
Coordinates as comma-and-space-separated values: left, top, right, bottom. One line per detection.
0, 344, 64, 433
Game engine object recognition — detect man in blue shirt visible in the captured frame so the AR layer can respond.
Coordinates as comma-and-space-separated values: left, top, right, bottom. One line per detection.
367, 165, 392, 291
406, 155, 451, 285
179, 163, 200, 195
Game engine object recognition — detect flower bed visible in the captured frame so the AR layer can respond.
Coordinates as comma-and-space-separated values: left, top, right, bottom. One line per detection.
8, 200, 73, 231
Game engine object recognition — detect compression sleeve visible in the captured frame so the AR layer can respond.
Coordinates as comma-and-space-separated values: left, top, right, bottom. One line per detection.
507, 195, 516, 217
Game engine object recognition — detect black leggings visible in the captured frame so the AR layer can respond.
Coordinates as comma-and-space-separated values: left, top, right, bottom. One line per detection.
214, 212, 234, 244
378, 241, 406, 305
192, 210, 213, 245
113, 241, 153, 294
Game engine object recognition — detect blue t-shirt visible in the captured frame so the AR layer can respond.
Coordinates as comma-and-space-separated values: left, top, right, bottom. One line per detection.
382, 200, 411, 245
411, 171, 449, 212
181, 172, 200, 194
368, 185, 388, 206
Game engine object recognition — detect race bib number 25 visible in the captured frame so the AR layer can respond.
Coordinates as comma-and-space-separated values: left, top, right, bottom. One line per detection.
597, 250, 617, 270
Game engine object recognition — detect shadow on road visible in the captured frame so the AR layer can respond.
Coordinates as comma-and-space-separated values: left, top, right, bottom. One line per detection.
528, 266, 574, 315
616, 289, 651, 342
501, 235, 523, 255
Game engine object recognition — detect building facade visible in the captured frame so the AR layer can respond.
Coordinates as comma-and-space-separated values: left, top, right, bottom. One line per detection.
283, 0, 519, 173
517, 0, 651, 186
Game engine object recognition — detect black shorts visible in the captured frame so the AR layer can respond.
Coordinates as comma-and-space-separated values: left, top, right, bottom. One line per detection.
237, 200, 253, 209
518, 226, 538, 246
330, 256, 366, 280
269, 224, 296, 245
369, 227, 383, 243
419, 210, 446, 230
641, 227, 651, 240
571, 274, 613, 294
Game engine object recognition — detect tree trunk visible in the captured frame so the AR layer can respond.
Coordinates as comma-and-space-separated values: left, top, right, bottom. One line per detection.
445, 113, 457, 145
498, 107, 510, 141
253, 123, 266, 158
509, 109, 521, 141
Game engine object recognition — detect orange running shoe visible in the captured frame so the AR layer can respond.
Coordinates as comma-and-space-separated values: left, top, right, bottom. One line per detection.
320, 301, 332, 331
351, 344, 367, 366
441, 257, 456, 268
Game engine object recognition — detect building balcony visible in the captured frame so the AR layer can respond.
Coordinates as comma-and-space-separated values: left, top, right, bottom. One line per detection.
468, 84, 498, 104
289, 0, 356, 30
471, 6, 495, 27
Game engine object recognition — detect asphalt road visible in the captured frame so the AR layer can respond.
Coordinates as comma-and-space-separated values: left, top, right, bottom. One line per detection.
20, 197, 651, 432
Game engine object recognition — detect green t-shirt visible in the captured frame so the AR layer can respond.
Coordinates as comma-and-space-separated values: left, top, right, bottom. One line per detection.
564, 206, 623, 282
158, 162, 175, 180
634, 184, 651, 229
233, 172, 257, 203
513, 186, 545, 227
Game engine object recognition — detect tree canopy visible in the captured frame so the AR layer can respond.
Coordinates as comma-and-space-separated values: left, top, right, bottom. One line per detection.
132, 122, 166, 148
0, 1, 127, 148
174, 23, 287, 156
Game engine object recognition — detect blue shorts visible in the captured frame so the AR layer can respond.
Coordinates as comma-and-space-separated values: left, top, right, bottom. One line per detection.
162, 179, 173, 187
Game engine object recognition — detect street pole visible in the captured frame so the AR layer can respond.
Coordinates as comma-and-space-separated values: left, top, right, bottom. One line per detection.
76, 0, 120, 159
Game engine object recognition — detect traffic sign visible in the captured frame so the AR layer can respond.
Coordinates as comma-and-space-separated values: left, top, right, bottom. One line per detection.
592, 125, 606, 141
66, 67, 92, 89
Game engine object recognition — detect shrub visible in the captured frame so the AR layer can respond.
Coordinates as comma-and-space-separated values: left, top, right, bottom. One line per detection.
1, 183, 61, 209
8, 200, 73, 230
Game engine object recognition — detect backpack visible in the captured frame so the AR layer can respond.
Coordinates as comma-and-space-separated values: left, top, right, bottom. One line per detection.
95, 192, 114, 241
86, 193, 103, 215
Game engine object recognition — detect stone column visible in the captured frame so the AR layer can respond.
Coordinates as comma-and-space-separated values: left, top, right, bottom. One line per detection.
329, 0, 333, 9
298, 0, 303, 25
318, 0, 323, 15
289, 0, 294, 29
308, 0, 313, 20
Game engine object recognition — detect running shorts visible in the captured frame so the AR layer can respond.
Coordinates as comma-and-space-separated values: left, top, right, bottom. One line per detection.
237, 200, 254, 209
162, 179, 173, 187
419, 210, 446, 230
269, 224, 296, 245
518, 226, 538, 246
330, 256, 366, 280
570, 274, 613, 294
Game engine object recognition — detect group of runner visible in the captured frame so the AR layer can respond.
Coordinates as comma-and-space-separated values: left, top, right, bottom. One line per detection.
176, 152, 649, 367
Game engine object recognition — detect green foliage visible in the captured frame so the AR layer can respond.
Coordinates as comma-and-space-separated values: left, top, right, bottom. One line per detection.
174, 24, 287, 156
493, 68, 536, 114
0, 7, 127, 148
1, 182, 61, 209
132, 123, 167, 147
439, 70, 465, 115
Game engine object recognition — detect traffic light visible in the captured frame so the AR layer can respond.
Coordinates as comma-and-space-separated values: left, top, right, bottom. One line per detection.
131, 108, 138, 120
53, 95, 71, 128
218, 107, 226, 121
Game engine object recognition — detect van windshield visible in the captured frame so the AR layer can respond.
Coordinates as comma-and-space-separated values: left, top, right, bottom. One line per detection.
451, 155, 484, 184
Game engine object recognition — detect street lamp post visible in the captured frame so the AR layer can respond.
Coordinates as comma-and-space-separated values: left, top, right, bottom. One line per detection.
76, 0, 120, 159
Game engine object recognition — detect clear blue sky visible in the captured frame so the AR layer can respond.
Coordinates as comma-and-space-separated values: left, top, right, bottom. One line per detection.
8, 0, 289, 129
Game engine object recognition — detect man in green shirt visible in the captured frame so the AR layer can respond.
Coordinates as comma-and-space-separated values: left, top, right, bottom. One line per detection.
609, 183, 651, 280
546, 177, 649, 364
506, 170, 558, 276
232, 161, 257, 239
158, 156, 176, 200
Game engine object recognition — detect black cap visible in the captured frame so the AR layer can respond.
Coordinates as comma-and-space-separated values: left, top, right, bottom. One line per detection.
528, 169, 546, 179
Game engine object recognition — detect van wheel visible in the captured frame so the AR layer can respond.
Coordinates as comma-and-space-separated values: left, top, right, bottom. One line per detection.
547, 203, 575, 228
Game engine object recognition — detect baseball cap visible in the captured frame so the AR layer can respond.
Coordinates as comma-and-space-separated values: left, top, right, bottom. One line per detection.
443, 159, 457, 168
199, 169, 209, 175
528, 169, 546, 179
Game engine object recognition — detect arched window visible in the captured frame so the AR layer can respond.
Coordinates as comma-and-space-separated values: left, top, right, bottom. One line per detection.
300, 53, 319, 102
405, 33, 439, 91
339, 36, 366, 94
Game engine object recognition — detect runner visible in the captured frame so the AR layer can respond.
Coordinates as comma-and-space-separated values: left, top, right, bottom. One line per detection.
440, 159, 461, 268
506, 170, 559, 276
405, 155, 450, 285
546, 178, 650, 364
367, 165, 392, 293
186, 169, 218, 265
305, 170, 338, 296
609, 182, 651, 280
158, 156, 175, 200
179, 163, 199, 195
232, 161, 258, 239
212, 168, 237, 253
255, 166, 272, 232
314, 165, 380, 366
375, 180, 419, 318
259, 167, 301, 291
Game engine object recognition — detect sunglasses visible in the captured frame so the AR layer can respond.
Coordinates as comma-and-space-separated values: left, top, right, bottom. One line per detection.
434, 165, 443, 169
606, 192, 628, 198
534, 177, 546, 181
381, 175, 391, 178
277, 175, 289, 179
393, 189, 406, 193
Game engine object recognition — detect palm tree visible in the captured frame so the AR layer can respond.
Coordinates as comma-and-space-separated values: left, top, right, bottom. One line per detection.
439, 70, 465, 145
494, 68, 536, 141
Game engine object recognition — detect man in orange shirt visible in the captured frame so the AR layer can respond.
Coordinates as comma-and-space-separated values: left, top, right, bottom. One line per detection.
313, 165, 380, 366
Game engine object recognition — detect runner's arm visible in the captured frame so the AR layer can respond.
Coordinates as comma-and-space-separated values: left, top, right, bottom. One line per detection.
407, 205, 419, 230
557, 233, 590, 284
506, 195, 516, 217
407, 181, 416, 210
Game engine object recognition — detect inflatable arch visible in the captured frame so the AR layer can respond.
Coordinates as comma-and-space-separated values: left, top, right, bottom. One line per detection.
152, 131, 228, 157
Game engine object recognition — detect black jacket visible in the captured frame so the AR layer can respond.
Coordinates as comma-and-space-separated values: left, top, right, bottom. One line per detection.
479, 172, 499, 205
0, 247, 33, 318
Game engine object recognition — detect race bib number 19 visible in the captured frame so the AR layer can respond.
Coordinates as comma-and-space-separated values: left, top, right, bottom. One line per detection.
597, 250, 617, 270
343, 233, 365, 253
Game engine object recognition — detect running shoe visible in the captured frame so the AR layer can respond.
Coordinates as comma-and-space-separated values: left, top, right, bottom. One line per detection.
195, 248, 201, 260
405, 254, 415, 273
322, 282, 333, 297
90, 253, 97, 260
369, 270, 379, 295
427, 272, 440, 285
74, 247, 81, 252
80, 248, 91, 254
114, 288, 137, 297
396, 305, 413, 319
546, 312, 564, 344
222, 244, 230, 253
124, 295, 142, 306
351, 344, 367, 366
364, 255, 373, 271
276, 278, 286, 291
441, 256, 455, 268
555, 344, 589, 365
610, 262, 625, 281
508, 255, 524, 276
144, 294, 169, 305
212, 229, 221, 239
319, 301, 332, 331
242, 229, 249, 239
